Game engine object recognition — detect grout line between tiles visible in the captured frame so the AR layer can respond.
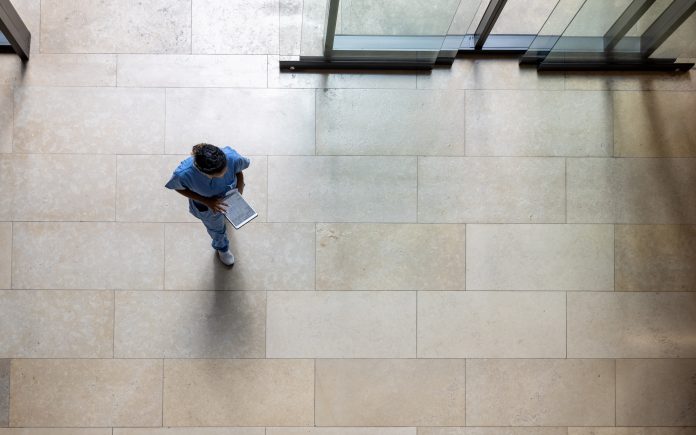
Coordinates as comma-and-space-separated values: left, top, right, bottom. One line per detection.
7, 358, 11, 427
11, 81, 15, 153
161, 358, 165, 426
564, 157, 568, 224
112, 289, 116, 358
415, 291, 419, 358
161, 224, 166, 290
10, 221, 13, 290
614, 358, 617, 426
114, 156, 118, 222
266, 156, 270, 224
416, 156, 420, 223
163, 88, 167, 154
613, 224, 616, 292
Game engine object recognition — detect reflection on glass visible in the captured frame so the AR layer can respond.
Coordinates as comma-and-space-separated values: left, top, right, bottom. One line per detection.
336, 0, 461, 35
651, 12, 696, 62
625, 0, 672, 36
545, 0, 644, 60
0, 30, 8, 45
327, 0, 473, 63
491, 0, 560, 35
527, 0, 584, 53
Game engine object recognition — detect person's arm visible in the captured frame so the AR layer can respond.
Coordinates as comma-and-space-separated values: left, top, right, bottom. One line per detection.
236, 171, 245, 195
174, 189, 228, 213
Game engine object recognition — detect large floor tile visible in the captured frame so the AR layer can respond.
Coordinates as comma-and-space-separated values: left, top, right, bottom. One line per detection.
316, 224, 465, 290
13, 87, 165, 154
0, 87, 11, 153
117, 155, 267, 223
616, 225, 696, 291
418, 291, 565, 358
0, 57, 20, 86
0, 224, 9, 289
568, 292, 696, 358
614, 91, 696, 157
268, 156, 417, 222
267, 291, 416, 358
418, 59, 564, 90
163, 359, 314, 426
565, 70, 696, 92
465, 90, 612, 156
567, 158, 696, 224
418, 157, 565, 223
617, 359, 696, 426
271, 430, 414, 435
12, 222, 164, 290
0, 154, 116, 221
0, 290, 113, 358
269, 56, 417, 89
118, 55, 267, 87
115, 291, 265, 358
117, 155, 197, 223
192, 0, 279, 54
316, 89, 465, 156
41, 0, 191, 54
569, 429, 696, 435
165, 223, 314, 290
466, 359, 615, 426
466, 224, 614, 291
10, 359, 163, 427
115, 430, 264, 435
315, 359, 466, 426
420, 429, 567, 435
15, 54, 116, 87
165, 88, 314, 156
0, 359, 7, 427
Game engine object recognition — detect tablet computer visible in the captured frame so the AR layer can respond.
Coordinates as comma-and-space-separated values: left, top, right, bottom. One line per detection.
223, 189, 258, 229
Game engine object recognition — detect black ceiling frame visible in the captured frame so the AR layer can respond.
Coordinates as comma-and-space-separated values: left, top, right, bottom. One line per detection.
0, 0, 31, 61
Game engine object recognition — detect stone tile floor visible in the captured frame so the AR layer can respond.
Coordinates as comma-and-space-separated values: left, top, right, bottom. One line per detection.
0, 0, 695, 433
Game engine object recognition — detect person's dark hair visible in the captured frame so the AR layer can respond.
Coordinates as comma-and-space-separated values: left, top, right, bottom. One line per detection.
192, 143, 226, 175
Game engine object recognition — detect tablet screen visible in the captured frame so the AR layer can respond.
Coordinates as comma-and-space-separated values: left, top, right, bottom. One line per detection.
223, 190, 258, 229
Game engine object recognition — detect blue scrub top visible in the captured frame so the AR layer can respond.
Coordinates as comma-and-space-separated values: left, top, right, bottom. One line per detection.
165, 146, 251, 201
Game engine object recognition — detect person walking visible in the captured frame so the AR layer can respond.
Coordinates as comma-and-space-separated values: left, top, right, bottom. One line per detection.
165, 143, 250, 266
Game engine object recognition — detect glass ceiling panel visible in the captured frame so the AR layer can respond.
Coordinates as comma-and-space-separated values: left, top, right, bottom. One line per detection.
491, 0, 560, 35
650, 11, 696, 62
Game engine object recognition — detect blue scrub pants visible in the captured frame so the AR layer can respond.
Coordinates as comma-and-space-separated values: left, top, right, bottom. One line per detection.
189, 201, 230, 252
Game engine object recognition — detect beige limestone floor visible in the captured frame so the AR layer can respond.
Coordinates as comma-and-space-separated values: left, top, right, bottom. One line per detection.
1, 0, 696, 434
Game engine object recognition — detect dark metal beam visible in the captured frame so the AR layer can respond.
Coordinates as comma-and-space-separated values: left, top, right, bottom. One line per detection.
0, 0, 31, 60
604, 0, 656, 51
280, 58, 432, 71
474, 0, 508, 50
323, 0, 340, 57
641, 0, 696, 58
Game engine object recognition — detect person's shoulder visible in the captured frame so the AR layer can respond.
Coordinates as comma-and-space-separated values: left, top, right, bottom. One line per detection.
172, 156, 195, 176
222, 146, 242, 159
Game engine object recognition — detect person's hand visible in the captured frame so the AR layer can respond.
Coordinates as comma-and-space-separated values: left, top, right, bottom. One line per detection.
203, 197, 228, 214
237, 182, 245, 195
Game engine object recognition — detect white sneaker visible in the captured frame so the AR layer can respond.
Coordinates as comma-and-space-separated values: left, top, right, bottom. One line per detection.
217, 249, 235, 266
